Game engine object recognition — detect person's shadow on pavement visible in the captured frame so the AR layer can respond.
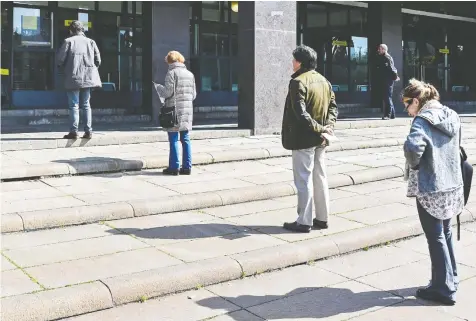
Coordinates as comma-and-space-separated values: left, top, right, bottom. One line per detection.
196, 286, 422, 320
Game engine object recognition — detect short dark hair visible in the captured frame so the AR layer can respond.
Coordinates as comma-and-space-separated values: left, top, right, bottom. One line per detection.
69, 20, 84, 35
292, 45, 317, 70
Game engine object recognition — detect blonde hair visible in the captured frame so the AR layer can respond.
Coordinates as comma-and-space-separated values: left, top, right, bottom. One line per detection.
165, 51, 185, 64
402, 78, 440, 109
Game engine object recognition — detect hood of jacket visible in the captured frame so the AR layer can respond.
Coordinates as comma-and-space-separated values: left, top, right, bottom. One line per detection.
169, 62, 186, 71
416, 100, 459, 138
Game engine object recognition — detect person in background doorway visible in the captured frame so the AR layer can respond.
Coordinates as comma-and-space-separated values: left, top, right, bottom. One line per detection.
281, 45, 338, 233
57, 20, 102, 139
403, 78, 463, 306
162, 51, 197, 176
375, 44, 399, 120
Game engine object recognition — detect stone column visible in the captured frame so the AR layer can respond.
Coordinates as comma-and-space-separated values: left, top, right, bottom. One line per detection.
368, 2, 403, 112
151, 1, 190, 124
238, 1, 297, 135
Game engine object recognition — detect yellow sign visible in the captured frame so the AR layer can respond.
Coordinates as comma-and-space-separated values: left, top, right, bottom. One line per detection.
332, 40, 348, 47
64, 20, 92, 28
439, 48, 450, 54
1, 68, 9, 76
22, 16, 38, 30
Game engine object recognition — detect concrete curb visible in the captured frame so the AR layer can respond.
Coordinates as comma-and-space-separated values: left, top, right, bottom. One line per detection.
0, 129, 252, 152
0, 138, 406, 181
102, 257, 243, 306
3, 135, 476, 181
5, 214, 474, 321
0, 282, 113, 321
4, 166, 405, 233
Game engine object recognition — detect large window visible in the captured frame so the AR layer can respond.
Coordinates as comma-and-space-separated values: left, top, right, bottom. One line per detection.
190, 1, 238, 93
7, 1, 143, 95
299, 3, 368, 94
403, 14, 476, 98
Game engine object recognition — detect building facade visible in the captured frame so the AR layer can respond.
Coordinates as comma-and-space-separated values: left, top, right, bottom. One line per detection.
1, 1, 476, 133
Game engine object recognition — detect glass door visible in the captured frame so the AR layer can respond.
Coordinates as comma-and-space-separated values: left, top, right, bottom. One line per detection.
403, 15, 448, 92
1, 2, 12, 108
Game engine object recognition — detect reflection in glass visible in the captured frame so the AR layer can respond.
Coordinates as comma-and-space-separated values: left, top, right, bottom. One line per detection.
99, 1, 122, 13
13, 1, 48, 6
350, 36, 368, 91
201, 24, 229, 56
13, 51, 53, 90
200, 58, 230, 91
307, 4, 327, 28
58, 1, 95, 10
13, 7, 52, 47
202, 1, 220, 22
329, 7, 348, 27
331, 37, 349, 91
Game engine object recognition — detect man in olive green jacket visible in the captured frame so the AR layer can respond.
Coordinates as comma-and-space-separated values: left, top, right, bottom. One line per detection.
282, 45, 338, 233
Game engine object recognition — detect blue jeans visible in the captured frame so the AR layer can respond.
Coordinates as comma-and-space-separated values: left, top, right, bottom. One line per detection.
67, 88, 92, 133
417, 200, 458, 300
383, 83, 395, 118
168, 131, 192, 170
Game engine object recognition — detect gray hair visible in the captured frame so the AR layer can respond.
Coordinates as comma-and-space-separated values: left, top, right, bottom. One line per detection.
69, 20, 84, 35
379, 44, 388, 52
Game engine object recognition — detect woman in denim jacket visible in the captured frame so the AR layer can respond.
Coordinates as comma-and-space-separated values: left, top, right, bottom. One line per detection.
403, 79, 463, 306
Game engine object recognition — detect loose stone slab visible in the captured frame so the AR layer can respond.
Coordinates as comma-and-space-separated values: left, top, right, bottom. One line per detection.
24, 247, 182, 288
1, 269, 42, 297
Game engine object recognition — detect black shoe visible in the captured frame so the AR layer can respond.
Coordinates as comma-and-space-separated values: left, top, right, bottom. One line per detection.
180, 168, 191, 175
416, 287, 456, 306
162, 168, 179, 176
63, 132, 78, 139
313, 219, 328, 229
82, 132, 92, 139
390, 115, 396, 119
283, 221, 311, 233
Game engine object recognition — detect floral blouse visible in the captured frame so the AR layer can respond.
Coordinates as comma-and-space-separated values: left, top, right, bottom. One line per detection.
407, 169, 464, 220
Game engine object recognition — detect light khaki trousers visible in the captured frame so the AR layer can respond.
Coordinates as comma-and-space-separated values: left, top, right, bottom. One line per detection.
292, 146, 330, 226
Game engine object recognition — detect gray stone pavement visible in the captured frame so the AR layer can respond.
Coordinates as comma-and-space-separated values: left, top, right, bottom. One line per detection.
1, 175, 476, 320
61, 222, 476, 321
2, 139, 476, 216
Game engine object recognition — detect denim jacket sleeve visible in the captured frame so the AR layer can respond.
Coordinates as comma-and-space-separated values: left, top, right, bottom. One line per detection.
404, 117, 429, 169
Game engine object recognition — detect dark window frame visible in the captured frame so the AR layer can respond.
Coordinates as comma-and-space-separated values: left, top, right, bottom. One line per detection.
190, 1, 238, 94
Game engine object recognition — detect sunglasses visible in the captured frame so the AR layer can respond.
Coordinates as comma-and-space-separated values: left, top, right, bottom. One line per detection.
402, 97, 414, 111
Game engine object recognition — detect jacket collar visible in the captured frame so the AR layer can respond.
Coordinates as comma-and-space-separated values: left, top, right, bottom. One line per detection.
169, 62, 186, 70
291, 68, 312, 79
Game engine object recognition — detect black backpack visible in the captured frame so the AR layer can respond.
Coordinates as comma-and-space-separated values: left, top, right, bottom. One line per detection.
458, 126, 473, 241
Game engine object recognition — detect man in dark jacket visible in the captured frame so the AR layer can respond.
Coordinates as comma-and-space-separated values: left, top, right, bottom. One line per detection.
375, 44, 399, 120
57, 21, 102, 139
281, 45, 338, 233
